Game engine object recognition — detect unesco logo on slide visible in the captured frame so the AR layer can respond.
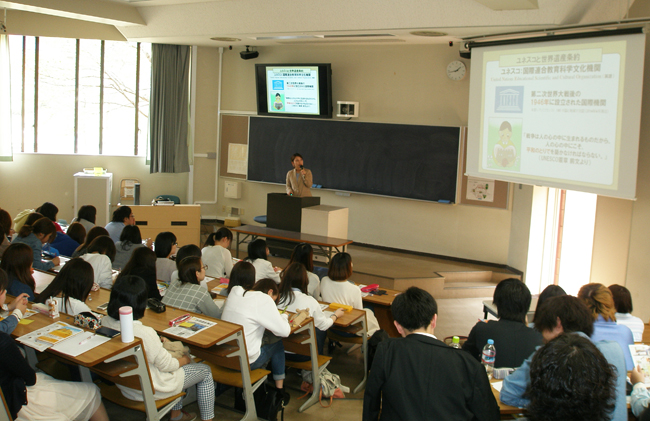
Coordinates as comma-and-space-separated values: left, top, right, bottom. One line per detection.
272, 80, 284, 90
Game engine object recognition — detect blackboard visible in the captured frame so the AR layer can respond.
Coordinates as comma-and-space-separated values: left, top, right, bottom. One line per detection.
248, 117, 461, 202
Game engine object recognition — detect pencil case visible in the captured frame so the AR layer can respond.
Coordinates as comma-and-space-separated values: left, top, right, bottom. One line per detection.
328, 303, 353, 312
360, 284, 379, 293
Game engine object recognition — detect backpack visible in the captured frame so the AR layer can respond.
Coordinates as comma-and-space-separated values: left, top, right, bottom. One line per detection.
234, 382, 285, 421
300, 368, 349, 407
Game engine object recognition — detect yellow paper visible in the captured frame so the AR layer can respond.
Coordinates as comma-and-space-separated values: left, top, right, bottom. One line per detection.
179, 322, 194, 328
18, 319, 35, 325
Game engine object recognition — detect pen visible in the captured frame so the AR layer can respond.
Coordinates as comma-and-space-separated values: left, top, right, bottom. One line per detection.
280, 306, 288, 314
79, 334, 95, 345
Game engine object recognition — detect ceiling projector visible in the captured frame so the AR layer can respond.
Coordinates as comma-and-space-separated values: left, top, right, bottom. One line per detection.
240, 46, 259, 60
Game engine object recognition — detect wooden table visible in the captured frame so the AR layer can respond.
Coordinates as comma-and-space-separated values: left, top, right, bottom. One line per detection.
490, 378, 525, 417
361, 286, 401, 337
231, 225, 353, 261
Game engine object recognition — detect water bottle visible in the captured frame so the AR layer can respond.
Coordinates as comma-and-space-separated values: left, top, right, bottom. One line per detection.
481, 339, 496, 378
450, 336, 461, 349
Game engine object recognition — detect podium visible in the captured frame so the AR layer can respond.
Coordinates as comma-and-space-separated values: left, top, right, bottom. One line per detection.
266, 193, 320, 257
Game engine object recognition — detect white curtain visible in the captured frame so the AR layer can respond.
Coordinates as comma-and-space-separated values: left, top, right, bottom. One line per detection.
0, 33, 12, 161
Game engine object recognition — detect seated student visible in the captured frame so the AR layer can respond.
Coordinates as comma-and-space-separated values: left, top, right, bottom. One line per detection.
221, 268, 292, 404
66, 221, 86, 245
81, 235, 116, 289
49, 229, 81, 258
113, 225, 149, 270
35, 258, 94, 315
35, 201, 64, 233
71, 204, 96, 233
277, 262, 345, 356
170, 244, 202, 286
104, 205, 134, 243
245, 239, 281, 284
363, 287, 499, 421
12, 216, 60, 271
320, 252, 380, 336
526, 333, 616, 421
500, 295, 627, 421
0, 268, 29, 334
101, 276, 215, 421
155, 231, 177, 284
462, 278, 543, 368
201, 227, 234, 278
0, 243, 37, 301
163, 256, 221, 318
608, 284, 644, 342
221, 260, 256, 297
630, 364, 650, 419
118, 247, 162, 300
0, 208, 13, 258
0, 332, 109, 421
578, 283, 635, 370
528, 284, 566, 328
72, 226, 110, 258
287, 243, 321, 299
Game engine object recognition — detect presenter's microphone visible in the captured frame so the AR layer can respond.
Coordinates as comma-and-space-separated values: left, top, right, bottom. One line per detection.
300, 165, 304, 170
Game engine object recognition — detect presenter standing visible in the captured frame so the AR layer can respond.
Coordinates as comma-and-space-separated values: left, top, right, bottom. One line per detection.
286, 153, 313, 197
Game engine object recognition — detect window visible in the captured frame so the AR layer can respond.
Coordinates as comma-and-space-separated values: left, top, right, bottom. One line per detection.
8, 35, 151, 156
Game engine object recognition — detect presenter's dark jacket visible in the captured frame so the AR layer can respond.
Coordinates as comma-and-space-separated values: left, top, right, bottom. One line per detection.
363, 333, 499, 421
462, 319, 543, 369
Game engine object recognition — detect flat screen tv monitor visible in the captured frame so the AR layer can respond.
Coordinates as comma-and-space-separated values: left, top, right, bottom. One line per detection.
255, 63, 333, 118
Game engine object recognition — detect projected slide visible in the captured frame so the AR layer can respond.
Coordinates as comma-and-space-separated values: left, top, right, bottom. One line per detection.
482, 41, 623, 184
467, 33, 645, 199
266, 67, 320, 115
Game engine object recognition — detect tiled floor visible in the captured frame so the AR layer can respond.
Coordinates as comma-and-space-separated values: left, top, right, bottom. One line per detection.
103, 229, 497, 420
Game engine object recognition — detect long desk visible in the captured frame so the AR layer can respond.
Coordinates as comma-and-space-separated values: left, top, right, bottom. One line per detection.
231, 225, 353, 261
361, 286, 401, 337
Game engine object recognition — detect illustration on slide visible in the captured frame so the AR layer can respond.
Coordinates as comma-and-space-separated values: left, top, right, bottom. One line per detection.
495, 86, 524, 113
487, 119, 521, 171
273, 93, 284, 110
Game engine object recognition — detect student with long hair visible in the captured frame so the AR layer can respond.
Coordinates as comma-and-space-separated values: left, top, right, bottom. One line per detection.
155, 231, 177, 284
72, 226, 110, 258
245, 238, 281, 283
0, 331, 109, 421
277, 262, 344, 355
118, 247, 161, 300
222, 267, 292, 404
101, 276, 215, 421
0, 208, 12, 258
35, 258, 94, 315
105, 206, 134, 243
0, 243, 37, 301
287, 243, 321, 299
224, 261, 256, 296
113, 225, 147, 270
162, 256, 221, 318
201, 227, 234, 278
170, 244, 203, 285
72, 205, 96, 233
81, 235, 116, 289
12, 216, 60, 270
66, 222, 87, 245
578, 283, 635, 370
0, 268, 29, 334
35, 201, 64, 233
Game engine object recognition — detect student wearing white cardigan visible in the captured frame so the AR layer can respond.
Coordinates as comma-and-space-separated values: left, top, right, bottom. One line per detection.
277, 262, 345, 356
201, 227, 234, 278
102, 276, 215, 421
221, 278, 292, 404
35, 258, 94, 316
245, 238, 281, 284
286, 243, 321, 300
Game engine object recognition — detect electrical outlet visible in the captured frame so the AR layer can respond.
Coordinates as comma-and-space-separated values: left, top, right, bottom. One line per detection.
226, 206, 232, 213
240, 209, 245, 215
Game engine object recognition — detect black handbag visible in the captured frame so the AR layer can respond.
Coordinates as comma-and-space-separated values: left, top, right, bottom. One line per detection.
234, 382, 285, 421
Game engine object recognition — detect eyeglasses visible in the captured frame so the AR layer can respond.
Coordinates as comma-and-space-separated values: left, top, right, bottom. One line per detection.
174, 242, 179, 246
202, 264, 208, 270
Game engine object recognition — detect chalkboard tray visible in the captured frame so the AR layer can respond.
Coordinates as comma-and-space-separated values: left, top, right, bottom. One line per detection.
248, 116, 460, 202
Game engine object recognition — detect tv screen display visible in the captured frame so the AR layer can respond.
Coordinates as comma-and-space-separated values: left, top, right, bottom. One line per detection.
255, 63, 332, 118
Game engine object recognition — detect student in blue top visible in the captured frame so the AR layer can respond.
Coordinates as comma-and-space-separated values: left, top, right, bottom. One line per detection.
577, 283, 635, 370
500, 295, 627, 421
105, 206, 134, 243
0, 243, 37, 302
12, 215, 60, 270
0, 268, 29, 334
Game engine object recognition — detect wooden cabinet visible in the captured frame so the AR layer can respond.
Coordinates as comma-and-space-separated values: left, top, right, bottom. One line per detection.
132, 205, 201, 247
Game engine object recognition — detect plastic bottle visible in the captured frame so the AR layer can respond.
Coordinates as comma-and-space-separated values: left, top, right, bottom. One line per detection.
450, 336, 461, 349
481, 339, 496, 378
